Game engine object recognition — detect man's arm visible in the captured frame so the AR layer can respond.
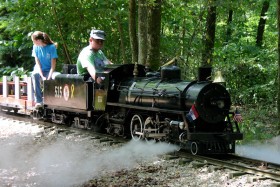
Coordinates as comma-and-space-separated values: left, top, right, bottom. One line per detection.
86, 63, 102, 84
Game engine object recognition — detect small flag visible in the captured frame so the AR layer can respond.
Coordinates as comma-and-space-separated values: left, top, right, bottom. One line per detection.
233, 109, 243, 123
186, 104, 199, 122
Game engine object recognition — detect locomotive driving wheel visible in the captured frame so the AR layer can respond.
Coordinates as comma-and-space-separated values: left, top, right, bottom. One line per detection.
94, 113, 109, 133
130, 114, 144, 141
144, 117, 156, 142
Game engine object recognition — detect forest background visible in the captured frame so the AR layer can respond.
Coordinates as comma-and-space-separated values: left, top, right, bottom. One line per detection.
0, 0, 279, 143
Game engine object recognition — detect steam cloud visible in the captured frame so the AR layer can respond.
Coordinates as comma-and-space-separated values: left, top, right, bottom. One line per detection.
0, 120, 179, 187
236, 136, 280, 164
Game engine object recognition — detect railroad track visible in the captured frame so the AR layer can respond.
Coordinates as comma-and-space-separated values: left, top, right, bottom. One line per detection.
174, 151, 280, 182
0, 110, 127, 146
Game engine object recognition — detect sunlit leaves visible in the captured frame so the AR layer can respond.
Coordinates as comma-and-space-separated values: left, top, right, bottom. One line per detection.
0, 0, 278, 107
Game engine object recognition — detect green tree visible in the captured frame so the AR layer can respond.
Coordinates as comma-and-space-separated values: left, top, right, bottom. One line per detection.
201, 0, 217, 67
129, 0, 138, 65
146, 0, 162, 71
256, 0, 270, 47
0, 0, 278, 110
138, 0, 148, 66
277, 0, 280, 134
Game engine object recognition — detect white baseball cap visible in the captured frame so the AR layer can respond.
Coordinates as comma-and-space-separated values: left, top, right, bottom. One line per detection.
90, 29, 106, 40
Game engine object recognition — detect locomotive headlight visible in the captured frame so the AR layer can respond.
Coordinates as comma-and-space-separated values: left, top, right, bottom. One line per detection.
179, 122, 184, 130
211, 100, 225, 109
217, 100, 225, 108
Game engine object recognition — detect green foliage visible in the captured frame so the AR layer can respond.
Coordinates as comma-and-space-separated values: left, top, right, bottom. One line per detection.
213, 44, 277, 104
239, 104, 279, 143
0, 0, 278, 121
10, 66, 30, 78
0, 65, 30, 82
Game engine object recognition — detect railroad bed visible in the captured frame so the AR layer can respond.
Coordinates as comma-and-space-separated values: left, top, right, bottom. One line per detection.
0, 112, 279, 186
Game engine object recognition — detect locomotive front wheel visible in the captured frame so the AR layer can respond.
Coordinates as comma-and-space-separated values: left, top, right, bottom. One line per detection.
191, 141, 199, 155
130, 114, 144, 141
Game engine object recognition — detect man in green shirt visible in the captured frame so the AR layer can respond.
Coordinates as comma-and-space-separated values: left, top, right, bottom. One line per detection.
77, 29, 112, 84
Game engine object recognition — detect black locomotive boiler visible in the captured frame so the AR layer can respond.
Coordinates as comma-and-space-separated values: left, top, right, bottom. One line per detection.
39, 64, 243, 154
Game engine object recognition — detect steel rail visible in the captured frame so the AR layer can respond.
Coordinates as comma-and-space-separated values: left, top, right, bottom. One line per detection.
178, 152, 280, 181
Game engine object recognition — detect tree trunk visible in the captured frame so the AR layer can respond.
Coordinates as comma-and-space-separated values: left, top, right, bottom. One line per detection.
277, 0, 280, 134
129, 0, 138, 64
201, 0, 217, 67
223, 9, 233, 63
116, 14, 127, 64
51, 0, 72, 64
138, 0, 148, 65
181, 18, 186, 57
146, 0, 162, 71
225, 9, 233, 43
256, 1, 270, 47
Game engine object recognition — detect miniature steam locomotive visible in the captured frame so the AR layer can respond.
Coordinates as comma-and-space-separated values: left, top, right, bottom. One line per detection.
0, 63, 243, 154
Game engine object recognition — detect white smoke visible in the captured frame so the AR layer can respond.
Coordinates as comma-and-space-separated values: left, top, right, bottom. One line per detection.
0, 120, 179, 187
236, 136, 280, 164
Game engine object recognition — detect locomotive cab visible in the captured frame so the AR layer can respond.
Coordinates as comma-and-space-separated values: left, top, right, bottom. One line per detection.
43, 64, 111, 112
43, 74, 94, 111
43, 64, 146, 112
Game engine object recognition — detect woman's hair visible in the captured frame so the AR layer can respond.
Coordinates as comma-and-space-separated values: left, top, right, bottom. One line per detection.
31, 31, 58, 47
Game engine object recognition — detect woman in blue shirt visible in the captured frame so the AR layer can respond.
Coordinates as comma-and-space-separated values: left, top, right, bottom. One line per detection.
31, 31, 58, 108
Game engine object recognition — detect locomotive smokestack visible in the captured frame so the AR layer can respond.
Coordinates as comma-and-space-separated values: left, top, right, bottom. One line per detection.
198, 66, 212, 82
